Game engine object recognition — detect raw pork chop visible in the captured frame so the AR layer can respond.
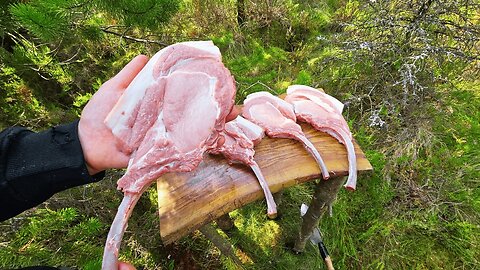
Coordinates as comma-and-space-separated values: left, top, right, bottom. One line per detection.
242, 92, 330, 180
105, 41, 226, 154
102, 41, 236, 270
284, 85, 357, 190
209, 116, 277, 218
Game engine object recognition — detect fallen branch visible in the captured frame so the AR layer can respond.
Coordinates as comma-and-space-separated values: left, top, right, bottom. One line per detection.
100, 28, 168, 46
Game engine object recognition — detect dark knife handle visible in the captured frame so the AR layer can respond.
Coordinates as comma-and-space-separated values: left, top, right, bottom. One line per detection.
318, 242, 334, 270
317, 241, 329, 259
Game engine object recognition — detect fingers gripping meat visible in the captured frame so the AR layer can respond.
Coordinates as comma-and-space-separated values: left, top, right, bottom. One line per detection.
242, 92, 330, 180
285, 85, 357, 190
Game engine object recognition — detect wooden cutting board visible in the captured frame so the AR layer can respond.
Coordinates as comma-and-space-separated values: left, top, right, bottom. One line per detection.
156, 123, 373, 244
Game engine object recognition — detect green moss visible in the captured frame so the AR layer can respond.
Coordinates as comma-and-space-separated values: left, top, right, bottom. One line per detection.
0, 208, 108, 269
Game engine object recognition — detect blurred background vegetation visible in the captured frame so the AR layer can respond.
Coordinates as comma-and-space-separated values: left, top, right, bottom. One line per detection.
0, 0, 479, 269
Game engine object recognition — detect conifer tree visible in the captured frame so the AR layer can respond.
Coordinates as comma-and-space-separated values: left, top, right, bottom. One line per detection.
0, 0, 179, 127
7, 0, 180, 42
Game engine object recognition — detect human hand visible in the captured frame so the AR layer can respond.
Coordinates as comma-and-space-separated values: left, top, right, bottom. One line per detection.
226, 105, 241, 122
78, 55, 149, 175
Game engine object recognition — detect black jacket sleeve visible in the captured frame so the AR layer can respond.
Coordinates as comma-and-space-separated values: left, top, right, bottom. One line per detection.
0, 120, 105, 222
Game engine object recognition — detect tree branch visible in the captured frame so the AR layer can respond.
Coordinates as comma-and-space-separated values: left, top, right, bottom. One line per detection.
100, 27, 168, 46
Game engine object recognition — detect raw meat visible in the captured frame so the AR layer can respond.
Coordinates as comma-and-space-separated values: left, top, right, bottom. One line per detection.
209, 116, 277, 218
105, 41, 223, 154
284, 85, 357, 190
233, 114, 264, 144
102, 41, 236, 270
242, 92, 330, 180
118, 71, 224, 192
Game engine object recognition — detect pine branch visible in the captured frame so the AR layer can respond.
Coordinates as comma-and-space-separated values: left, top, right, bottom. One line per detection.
100, 27, 168, 46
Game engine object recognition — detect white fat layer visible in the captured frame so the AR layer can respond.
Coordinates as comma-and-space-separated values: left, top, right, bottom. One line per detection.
287, 85, 344, 113
244, 91, 280, 105
167, 58, 192, 76
245, 91, 295, 119
235, 116, 264, 137
153, 111, 167, 139
286, 85, 309, 94
295, 93, 337, 113
226, 121, 251, 143
183, 41, 221, 57
207, 76, 221, 119
236, 124, 251, 143
328, 97, 344, 113
291, 99, 335, 121
189, 74, 220, 124
245, 91, 273, 100
105, 49, 164, 134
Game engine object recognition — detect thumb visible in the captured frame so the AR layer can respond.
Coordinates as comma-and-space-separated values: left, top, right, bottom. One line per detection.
226, 105, 241, 122
111, 55, 149, 89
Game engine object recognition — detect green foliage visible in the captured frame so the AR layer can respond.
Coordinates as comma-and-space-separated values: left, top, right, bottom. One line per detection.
340, 81, 479, 269
225, 41, 290, 102
294, 70, 312, 85
210, 32, 234, 50
0, 64, 48, 128
308, 0, 480, 135
10, 38, 74, 89
94, 0, 180, 29
9, 0, 73, 41
1, 0, 180, 128
8, 0, 180, 42
0, 0, 17, 37
0, 208, 107, 268
73, 92, 93, 109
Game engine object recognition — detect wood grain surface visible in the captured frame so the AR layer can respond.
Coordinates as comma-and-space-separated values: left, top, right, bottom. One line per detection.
156, 123, 373, 244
